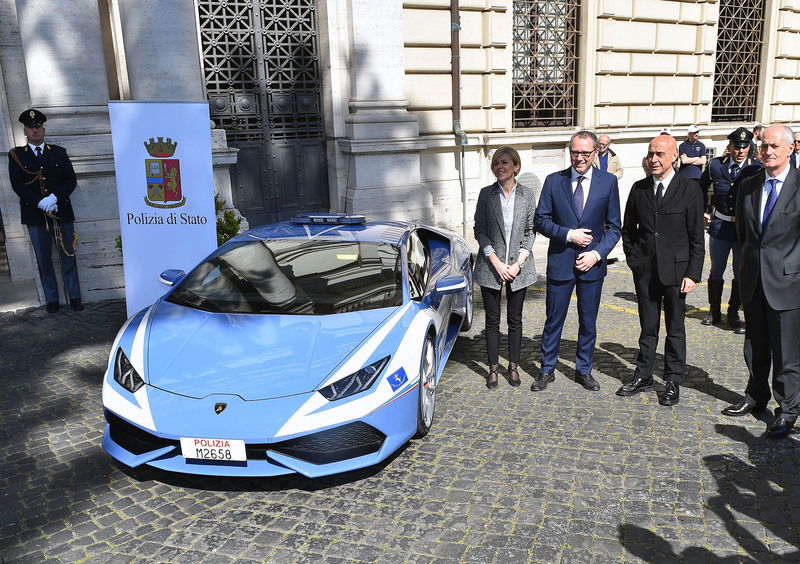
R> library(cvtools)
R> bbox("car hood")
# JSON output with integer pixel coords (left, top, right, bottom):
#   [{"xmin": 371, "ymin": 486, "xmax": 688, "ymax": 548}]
[{"xmin": 145, "ymin": 301, "xmax": 397, "ymax": 400}]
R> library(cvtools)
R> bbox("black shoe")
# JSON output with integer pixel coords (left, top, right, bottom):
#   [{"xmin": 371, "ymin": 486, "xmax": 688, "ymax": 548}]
[
  {"xmin": 659, "ymin": 381, "xmax": 680, "ymax": 406},
  {"xmin": 729, "ymin": 318, "xmax": 746, "ymax": 335},
  {"xmin": 530, "ymin": 372, "xmax": 555, "ymax": 392},
  {"xmin": 701, "ymin": 312, "xmax": 721, "ymax": 326},
  {"xmin": 575, "ymin": 372, "xmax": 600, "ymax": 391},
  {"xmin": 721, "ymin": 401, "xmax": 765, "ymax": 417},
  {"xmin": 486, "ymin": 364, "xmax": 499, "ymax": 389},
  {"xmin": 70, "ymin": 298, "xmax": 84, "ymax": 311},
  {"xmin": 46, "ymin": 302, "xmax": 59, "ymax": 313},
  {"xmin": 507, "ymin": 363, "xmax": 522, "ymax": 387},
  {"xmin": 615, "ymin": 377, "xmax": 655, "ymax": 396},
  {"xmin": 767, "ymin": 416, "xmax": 795, "ymax": 438}
]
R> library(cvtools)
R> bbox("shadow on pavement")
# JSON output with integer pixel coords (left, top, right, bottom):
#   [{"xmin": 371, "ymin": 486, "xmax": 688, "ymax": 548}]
[
  {"xmin": 619, "ymin": 423, "xmax": 800, "ymax": 563},
  {"xmin": 599, "ymin": 341, "xmax": 740, "ymax": 405}
]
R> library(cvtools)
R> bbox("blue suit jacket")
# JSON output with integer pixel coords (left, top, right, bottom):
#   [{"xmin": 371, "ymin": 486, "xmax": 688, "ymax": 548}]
[{"xmin": 534, "ymin": 168, "xmax": 622, "ymax": 282}]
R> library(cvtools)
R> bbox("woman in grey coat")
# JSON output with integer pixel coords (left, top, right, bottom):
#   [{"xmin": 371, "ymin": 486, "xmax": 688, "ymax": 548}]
[{"xmin": 473, "ymin": 147, "xmax": 537, "ymax": 388}]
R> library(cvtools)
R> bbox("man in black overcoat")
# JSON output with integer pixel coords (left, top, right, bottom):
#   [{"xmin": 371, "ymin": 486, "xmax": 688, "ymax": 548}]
[{"xmin": 617, "ymin": 134, "xmax": 705, "ymax": 406}]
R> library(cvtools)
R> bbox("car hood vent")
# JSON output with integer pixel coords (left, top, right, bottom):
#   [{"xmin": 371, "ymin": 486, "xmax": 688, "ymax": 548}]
[{"xmin": 145, "ymin": 301, "xmax": 396, "ymax": 400}]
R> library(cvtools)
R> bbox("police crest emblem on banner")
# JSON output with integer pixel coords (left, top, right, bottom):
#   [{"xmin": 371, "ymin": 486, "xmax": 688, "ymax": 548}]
[{"xmin": 144, "ymin": 137, "xmax": 186, "ymax": 208}]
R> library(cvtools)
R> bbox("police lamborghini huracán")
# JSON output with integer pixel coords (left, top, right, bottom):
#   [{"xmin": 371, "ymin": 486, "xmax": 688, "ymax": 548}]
[{"xmin": 102, "ymin": 214, "xmax": 473, "ymax": 477}]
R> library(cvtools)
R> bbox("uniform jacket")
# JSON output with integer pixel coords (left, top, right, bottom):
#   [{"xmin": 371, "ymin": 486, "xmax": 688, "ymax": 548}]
[
  {"xmin": 592, "ymin": 149, "xmax": 623, "ymax": 179},
  {"xmin": 8, "ymin": 143, "xmax": 77, "ymax": 225},
  {"xmin": 534, "ymin": 168, "xmax": 621, "ymax": 282},
  {"xmin": 473, "ymin": 182, "xmax": 537, "ymax": 291},
  {"xmin": 622, "ymin": 174, "xmax": 705, "ymax": 286},
  {"xmin": 699, "ymin": 155, "xmax": 763, "ymax": 241},
  {"xmin": 736, "ymin": 167, "xmax": 800, "ymax": 311}
]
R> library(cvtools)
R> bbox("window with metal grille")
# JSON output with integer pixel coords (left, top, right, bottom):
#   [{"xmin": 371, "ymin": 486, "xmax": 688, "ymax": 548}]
[
  {"xmin": 711, "ymin": 0, "xmax": 765, "ymax": 122},
  {"xmin": 196, "ymin": 0, "xmax": 324, "ymax": 142},
  {"xmin": 512, "ymin": 0, "xmax": 580, "ymax": 129}
]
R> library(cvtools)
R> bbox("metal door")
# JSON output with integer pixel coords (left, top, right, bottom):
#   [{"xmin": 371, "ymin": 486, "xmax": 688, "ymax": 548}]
[{"xmin": 197, "ymin": 0, "xmax": 329, "ymax": 227}]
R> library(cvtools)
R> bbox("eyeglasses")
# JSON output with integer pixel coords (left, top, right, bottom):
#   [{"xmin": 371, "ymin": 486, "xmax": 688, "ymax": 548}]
[
  {"xmin": 569, "ymin": 150, "xmax": 595, "ymax": 158},
  {"xmin": 597, "ymin": 143, "xmax": 608, "ymax": 147}
]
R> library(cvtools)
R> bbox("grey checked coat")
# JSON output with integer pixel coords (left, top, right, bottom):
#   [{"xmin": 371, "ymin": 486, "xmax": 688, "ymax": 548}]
[{"xmin": 473, "ymin": 182, "xmax": 537, "ymax": 291}]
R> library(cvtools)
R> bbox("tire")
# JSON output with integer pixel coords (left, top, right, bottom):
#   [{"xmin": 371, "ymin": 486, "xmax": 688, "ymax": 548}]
[
  {"xmin": 414, "ymin": 334, "xmax": 437, "ymax": 438},
  {"xmin": 460, "ymin": 267, "xmax": 474, "ymax": 332}
]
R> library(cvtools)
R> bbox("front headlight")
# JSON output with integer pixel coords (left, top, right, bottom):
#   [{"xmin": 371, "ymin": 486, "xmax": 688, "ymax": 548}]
[
  {"xmin": 318, "ymin": 356, "xmax": 390, "ymax": 401},
  {"xmin": 114, "ymin": 348, "xmax": 144, "ymax": 393}
]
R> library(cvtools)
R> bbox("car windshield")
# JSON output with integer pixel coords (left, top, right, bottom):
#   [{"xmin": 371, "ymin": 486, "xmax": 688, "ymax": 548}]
[{"xmin": 167, "ymin": 239, "xmax": 403, "ymax": 314}]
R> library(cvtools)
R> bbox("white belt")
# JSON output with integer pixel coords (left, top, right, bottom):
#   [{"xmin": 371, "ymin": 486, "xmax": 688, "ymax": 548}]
[{"xmin": 714, "ymin": 209, "xmax": 735, "ymax": 222}]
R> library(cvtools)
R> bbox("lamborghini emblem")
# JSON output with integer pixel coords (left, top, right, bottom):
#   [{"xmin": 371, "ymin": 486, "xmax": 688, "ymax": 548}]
[{"xmin": 214, "ymin": 402, "xmax": 227, "ymax": 415}]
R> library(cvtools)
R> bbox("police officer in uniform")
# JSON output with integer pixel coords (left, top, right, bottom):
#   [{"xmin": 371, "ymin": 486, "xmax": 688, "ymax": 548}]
[
  {"xmin": 8, "ymin": 109, "xmax": 83, "ymax": 312},
  {"xmin": 698, "ymin": 127, "xmax": 762, "ymax": 334}
]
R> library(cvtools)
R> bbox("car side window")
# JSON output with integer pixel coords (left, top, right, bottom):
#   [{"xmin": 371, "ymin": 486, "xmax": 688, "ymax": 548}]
[{"xmin": 407, "ymin": 231, "xmax": 429, "ymax": 300}]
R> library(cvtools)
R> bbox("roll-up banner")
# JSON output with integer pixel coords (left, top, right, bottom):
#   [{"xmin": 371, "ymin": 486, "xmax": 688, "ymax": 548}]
[{"xmin": 109, "ymin": 101, "xmax": 217, "ymax": 317}]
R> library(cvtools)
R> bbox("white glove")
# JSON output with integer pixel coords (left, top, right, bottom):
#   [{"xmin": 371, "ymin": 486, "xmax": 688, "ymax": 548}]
[
  {"xmin": 38, "ymin": 193, "xmax": 57, "ymax": 210},
  {"xmin": 45, "ymin": 202, "xmax": 58, "ymax": 214}
]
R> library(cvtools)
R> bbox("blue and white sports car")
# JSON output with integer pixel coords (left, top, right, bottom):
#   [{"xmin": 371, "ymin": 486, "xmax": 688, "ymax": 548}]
[{"xmin": 102, "ymin": 214, "xmax": 473, "ymax": 477}]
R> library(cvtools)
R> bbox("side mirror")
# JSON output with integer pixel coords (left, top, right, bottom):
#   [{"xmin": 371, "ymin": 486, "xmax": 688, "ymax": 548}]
[
  {"xmin": 158, "ymin": 269, "xmax": 185, "ymax": 287},
  {"xmin": 435, "ymin": 274, "xmax": 467, "ymax": 295}
]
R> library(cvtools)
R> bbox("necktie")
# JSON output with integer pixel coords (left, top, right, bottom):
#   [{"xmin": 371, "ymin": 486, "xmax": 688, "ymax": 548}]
[
  {"xmin": 761, "ymin": 178, "xmax": 778, "ymax": 231},
  {"xmin": 574, "ymin": 176, "xmax": 585, "ymax": 218},
  {"xmin": 35, "ymin": 146, "xmax": 42, "ymax": 160},
  {"xmin": 655, "ymin": 182, "xmax": 664, "ymax": 206},
  {"xmin": 730, "ymin": 163, "xmax": 739, "ymax": 180}
]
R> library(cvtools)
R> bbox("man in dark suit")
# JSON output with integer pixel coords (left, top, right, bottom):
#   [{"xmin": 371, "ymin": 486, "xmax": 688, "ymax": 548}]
[
  {"xmin": 532, "ymin": 130, "xmax": 622, "ymax": 392},
  {"xmin": 617, "ymin": 134, "xmax": 705, "ymax": 406},
  {"xmin": 722, "ymin": 125, "xmax": 800, "ymax": 438},
  {"xmin": 698, "ymin": 127, "xmax": 763, "ymax": 334},
  {"xmin": 8, "ymin": 108, "xmax": 83, "ymax": 312}
]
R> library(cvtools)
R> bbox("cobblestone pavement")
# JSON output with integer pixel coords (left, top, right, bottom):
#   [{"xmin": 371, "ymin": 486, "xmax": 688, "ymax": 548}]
[{"xmin": 2, "ymin": 262, "xmax": 800, "ymax": 563}]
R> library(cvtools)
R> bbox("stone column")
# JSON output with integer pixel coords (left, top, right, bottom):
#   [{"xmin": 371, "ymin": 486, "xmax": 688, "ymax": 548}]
[
  {"xmin": 15, "ymin": 0, "xmax": 112, "ymax": 139},
  {"xmin": 116, "ymin": 0, "xmax": 241, "ymax": 219},
  {"xmin": 341, "ymin": 0, "xmax": 431, "ymax": 223},
  {"xmin": 116, "ymin": 0, "xmax": 204, "ymax": 100},
  {"xmin": 13, "ymin": 0, "xmax": 117, "ymax": 302}
]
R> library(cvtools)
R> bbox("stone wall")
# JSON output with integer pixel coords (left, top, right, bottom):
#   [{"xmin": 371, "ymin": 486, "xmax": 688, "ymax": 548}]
[{"xmin": 401, "ymin": 0, "xmax": 800, "ymax": 244}]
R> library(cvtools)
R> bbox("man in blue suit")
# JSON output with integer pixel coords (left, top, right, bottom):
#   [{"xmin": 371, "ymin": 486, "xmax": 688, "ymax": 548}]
[{"xmin": 532, "ymin": 130, "xmax": 622, "ymax": 392}]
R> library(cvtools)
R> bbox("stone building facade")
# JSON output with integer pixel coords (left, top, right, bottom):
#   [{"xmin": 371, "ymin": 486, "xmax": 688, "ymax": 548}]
[{"xmin": 0, "ymin": 0, "xmax": 798, "ymax": 305}]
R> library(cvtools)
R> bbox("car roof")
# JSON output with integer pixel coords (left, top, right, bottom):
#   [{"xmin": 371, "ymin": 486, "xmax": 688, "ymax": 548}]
[{"xmin": 234, "ymin": 220, "xmax": 413, "ymax": 246}]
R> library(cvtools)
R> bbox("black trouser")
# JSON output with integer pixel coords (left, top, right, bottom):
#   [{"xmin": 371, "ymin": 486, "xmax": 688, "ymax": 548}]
[
  {"xmin": 743, "ymin": 279, "xmax": 800, "ymax": 419},
  {"xmin": 481, "ymin": 284, "xmax": 527, "ymax": 366},
  {"xmin": 632, "ymin": 268, "xmax": 687, "ymax": 383}
]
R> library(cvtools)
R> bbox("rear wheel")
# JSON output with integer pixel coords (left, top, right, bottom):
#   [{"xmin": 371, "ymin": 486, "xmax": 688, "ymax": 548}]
[{"xmin": 414, "ymin": 335, "xmax": 436, "ymax": 438}]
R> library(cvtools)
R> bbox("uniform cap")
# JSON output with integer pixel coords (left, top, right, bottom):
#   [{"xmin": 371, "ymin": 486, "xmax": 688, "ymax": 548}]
[
  {"xmin": 687, "ymin": 125, "xmax": 700, "ymax": 133},
  {"xmin": 18, "ymin": 108, "xmax": 46, "ymax": 127},
  {"xmin": 727, "ymin": 127, "xmax": 753, "ymax": 148}
]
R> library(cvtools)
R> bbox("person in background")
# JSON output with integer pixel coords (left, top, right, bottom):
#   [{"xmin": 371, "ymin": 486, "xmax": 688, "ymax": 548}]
[
  {"xmin": 679, "ymin": 125, "xmax": 707, "ymax": 180},
  {"xmin": 593, "ymin": 134, "xmax": 624, "ymax": 180},
  {"xmin": 698, "ymin": 127, "xmax": 763, "ymax": 335},
  {"xmin": 473, "ymin": 147, "xmax": 537, "ymax": 389},
  {"xmin": 750, "ymin": 125, "xmax": 763, "ymax": 158},
  {"xmin": 790, "ymin": 131, "xmax": 800, "ymax": 170}
]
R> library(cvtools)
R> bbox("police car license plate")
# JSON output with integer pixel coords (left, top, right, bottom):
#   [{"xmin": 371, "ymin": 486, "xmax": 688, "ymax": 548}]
[{"xmin": 180, "ymin": 437, "xmax": 246, "ymax": 462}]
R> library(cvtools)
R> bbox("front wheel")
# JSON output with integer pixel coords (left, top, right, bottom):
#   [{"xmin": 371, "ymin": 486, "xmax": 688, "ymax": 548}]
[
  {"xmin": 414, "ymin": 335, "xmax": 437, "ymax": 438},
  {"xmin": 460, "ymin": 266, "xmax": 474, "ymax": 332}
]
